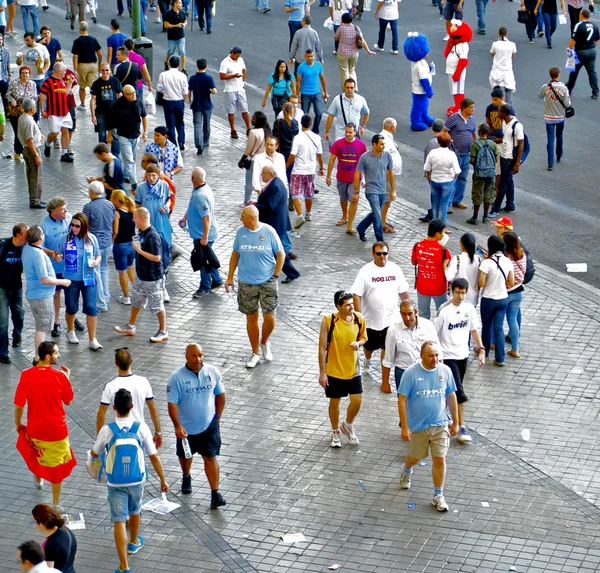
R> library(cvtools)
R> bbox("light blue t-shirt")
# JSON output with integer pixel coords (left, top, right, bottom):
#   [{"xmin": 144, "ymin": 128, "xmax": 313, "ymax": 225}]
[
  {"xmin": 40, "ymin": 213, "xmax": 72, "ymax": 274},
  {"xmin": 356, "ymin": 150, "xmax": 394, "ymax": 195},
  {"xmin": 187, "ymin": 184, "xmax": 218, "ymax": 243},
  {"xmin": 135, "ymin": 180, "xmax": 173, "ymax": 247},
  {"xmin": 286, "ymin": 0, "xmax": 307, "ymax": 22},
  {"xmin": 21, "ymin": 244, "xmax": 56, "ymax": 300},
  {"xmin": 398, "ymin": 362, "xmax": 456, "ymax": 433},
  {"xmin": 0, "ymin": 0, "xmax": 6, "ymax": 27},
  {"xmin": 166, "ymin": 364, "xmax": 225, "ymax": 435},
  {"xmin": 232, "ymin": 223, "xmax": 282, "ymax": 285},
  {"xmin": 58, "ymin": 233, "xmax": 100, "ymax": 282},
  {"xmin": 297, "ymin": 61, "xmax": 323, "ymax": 96}
]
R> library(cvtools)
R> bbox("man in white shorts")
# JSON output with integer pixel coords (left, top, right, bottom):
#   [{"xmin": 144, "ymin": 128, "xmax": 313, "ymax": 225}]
[{"xmin": 219, "ymin": 46, "xmax": 251, "ymax": 139}]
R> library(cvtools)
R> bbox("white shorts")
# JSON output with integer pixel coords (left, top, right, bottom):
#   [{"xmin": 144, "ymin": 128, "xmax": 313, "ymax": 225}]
[
  {"xmin": 224, "ymin": 90, "xmax": 248, "ymax": 115},
  {"xmin": 46, "ymin": 114, "xmax": 73, "ymax": 134},
  {"xmin": 489, "ymin": 69, "xmax": 516, "ymax": 92},
  {"xmin": 448, "ymin": 72, "xmax": 466, "ymax": 95}
]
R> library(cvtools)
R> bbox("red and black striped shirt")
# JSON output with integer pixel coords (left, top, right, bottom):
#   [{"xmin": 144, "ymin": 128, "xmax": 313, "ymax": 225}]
[{"xmin": 40, "ymin": 76, "xmax": 70, "ymax": 117}]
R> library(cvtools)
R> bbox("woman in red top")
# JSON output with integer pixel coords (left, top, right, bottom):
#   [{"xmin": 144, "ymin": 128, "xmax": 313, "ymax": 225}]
[{"xmin": 14, "ymin": 341, "xmax": 76, "ymax": 509}]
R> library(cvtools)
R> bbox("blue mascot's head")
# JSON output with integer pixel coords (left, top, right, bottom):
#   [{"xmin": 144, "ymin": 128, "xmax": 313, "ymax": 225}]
[{"xmin": 403, "ymin": 32, "xmax": 430, "ymax": 62}]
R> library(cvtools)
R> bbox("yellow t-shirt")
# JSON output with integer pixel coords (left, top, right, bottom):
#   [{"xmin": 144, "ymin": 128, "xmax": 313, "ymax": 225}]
[{"xmin": 324, "ymin": 311, "xmax": 367, "ymax": 380}]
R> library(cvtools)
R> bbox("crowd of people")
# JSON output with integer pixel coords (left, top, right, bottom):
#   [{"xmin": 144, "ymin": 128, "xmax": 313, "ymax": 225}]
[{"xmin": 0, "ymin": 0, "xmax": 595, "ymax": 569}]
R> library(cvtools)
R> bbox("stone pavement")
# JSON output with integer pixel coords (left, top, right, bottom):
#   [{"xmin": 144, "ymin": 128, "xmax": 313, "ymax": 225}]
[{"xmin": 1, "ymin": 33, "xmax": 600, "ymax": 573}]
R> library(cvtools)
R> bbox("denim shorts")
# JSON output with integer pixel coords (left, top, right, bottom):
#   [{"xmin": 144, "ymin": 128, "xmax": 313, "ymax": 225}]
[
  {"xmin": 64, "ymin": 280, "xmax": 98, "ymax": 317},
  {"xmin": 107, "ymin": 483, "xmax": 144, "ymax": 523},
  {"xmin": 167, "ymin": 38, "xmax": 186, "ymax": 56},
  {"xmin": 113, "ymin": 242, "xmax": 135, "ymax": 272}
]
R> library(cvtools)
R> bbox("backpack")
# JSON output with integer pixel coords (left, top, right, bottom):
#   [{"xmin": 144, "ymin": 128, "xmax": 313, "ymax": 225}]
[
  {"xmin": 326, "ymin": 312, "xmax": 363, "ymax": 361},
  {"xmin": 521, "ymin": 242, "xmax": 535, "ymax": 284},
  {"xmin": 101, "ymin": 422, "xmax": 146, "ymax": 486},
  {"xmin": 511, "ymin": 120, "xmax": 531, "ymax": 165},
  {"xmin": 473, "ymin": 140, "xmax": 496, "ymax": 178}
]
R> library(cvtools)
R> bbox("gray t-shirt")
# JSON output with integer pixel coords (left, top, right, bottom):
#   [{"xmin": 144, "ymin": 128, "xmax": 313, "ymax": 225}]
[{"xmin": 356, "ymin": 150, "xmax": 393, "ymax": 195}]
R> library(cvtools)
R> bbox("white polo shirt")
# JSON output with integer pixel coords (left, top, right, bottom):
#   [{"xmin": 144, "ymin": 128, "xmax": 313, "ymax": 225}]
[{"xmin": 219, "ymin": 55, "xmax": 245, "ymax": 93}]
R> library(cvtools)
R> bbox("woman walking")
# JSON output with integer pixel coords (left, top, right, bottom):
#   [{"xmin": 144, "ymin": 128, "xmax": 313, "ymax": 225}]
[
  {"xmin": 239, "ymin": 111, "xmax": 271, "ymax": 205},
  {"xmin": 534, "ymin": 0, "xmax": 567, "ymax": 48},
  {"xmin": 261, "ymin": 60, "xmax": 295, "ymax": 118},
  {"xmin": 111, "ymin": 190, "xmax": 137, "ymax": 306},
  {"xmin": 31, "ymin": 504, "xmax": 78, "ymax": 572},
  {"xmin": 503, "ymin": 232, "xmax": 527, "ymax": 358}
]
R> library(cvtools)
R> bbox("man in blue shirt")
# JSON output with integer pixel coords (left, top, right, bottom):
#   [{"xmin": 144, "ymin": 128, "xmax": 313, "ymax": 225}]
[
  {"xmin": 184, "ymin": 167, "xmax": 222, "ymax": 298},
  {"xmin": 296, "ymin": 49, "xmax": 328, "ymax": 134},
  {"xmin": 106, "ymin": 20, "xmax": 128, "ymax": 66},
  {"xmin": 39, "ymin": 26, "xmax": 63, "ymax": 76},
  {"xmin": 285, "ymin": 0, "xmax": 309, "ymax": 50},
  {"xmin": 188, "ymin": 58, "xmax": 217, "ymax": 154},
  {"xmin": 167, "ymin": 343, "xmax": 226, "ymax": 508},
  {"xmin": 354, "ymin": 134, "xmax": 395, "ymax": 243},
  {"xmin": 397, "ymin": 340, "xmax": 459, "ymax": 512},
  {"xmin": 225, "ymin": 206, "xmax": 285, "ymax": 369}
]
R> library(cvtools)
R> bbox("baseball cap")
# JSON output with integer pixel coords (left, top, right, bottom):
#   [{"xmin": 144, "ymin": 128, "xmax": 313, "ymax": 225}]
[
  {"xmin": 491, "ymin": 216, "xmax": 513, "ymax": 229},
  {"xmin": 231, "ymin": 46, "xmax": 242, "ymax": 54}
]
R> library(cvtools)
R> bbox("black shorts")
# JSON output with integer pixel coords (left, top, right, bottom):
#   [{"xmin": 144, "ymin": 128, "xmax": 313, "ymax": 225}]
[
  {"xmin": 443, "ymin": 358, "xmax": 469, "ymax": 404},
  {"xmin": 325, "ymin": 375, "xmax": 363, "ymax": 399},
  {"xmin": 175, "ymin": 417, "xmax": 221, "ymax": 459},
  {"xmin": 56, "ymin": 273, "xmax": 66, "ymax": 292},
  {"xmin": 364, "ymin": 327, "xmax": 388, "ymax": 352}
]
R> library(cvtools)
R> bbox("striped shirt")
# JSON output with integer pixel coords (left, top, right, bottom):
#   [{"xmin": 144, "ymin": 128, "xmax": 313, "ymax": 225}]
[
  {"xmin": 82, "ymin": 198, "xmax": 116, "ymax": 250},
  {"xmin": 40, "ymin": 76, "xmax": 70, "ymax": 118},
  {"xmin": 334, "ymin": 23, "xmax": 361, "ymax": 57},
  {"xmin": 508, "ymin": 255, "xmax": 526, "ymax": 291}
]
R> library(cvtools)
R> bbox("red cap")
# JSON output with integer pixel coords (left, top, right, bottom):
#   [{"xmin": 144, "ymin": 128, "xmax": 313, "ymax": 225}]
[{"xmin": 491, "ymin": 216, "xmax": 513, "ymax": 229}]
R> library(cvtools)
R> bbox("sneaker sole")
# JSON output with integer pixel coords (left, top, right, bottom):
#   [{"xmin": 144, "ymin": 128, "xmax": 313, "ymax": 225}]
[
  {"xmin": 399, "ymin": 481, "xmax": 411, "ymax": 489},
  {"xmin": 114, "ymin": 329, "xmax": 136, "ymax": 336},
  {"xmin": 127, "ymin": 545, "xmax": 143, "ymax": 555},
  {"xmin": 432, "ymin": 502, "xmax": 449, "ymax": 512},
  {"xmin": 330, "ymin": 443, "xmax": 342, "ymax": 448},
  {"xmin": 150, "ymin": 337, "xmax": 169, "ymax": 343}
]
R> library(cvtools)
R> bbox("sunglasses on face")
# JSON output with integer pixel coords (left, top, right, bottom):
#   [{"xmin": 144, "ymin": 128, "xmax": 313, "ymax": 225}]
[
  {"xmin": 374, "ymin": 252, "xmax": 389, "ymax": 256},
  {"xmin": 71, "ymin": 223, "xmax": 81, "ymax": 228}
]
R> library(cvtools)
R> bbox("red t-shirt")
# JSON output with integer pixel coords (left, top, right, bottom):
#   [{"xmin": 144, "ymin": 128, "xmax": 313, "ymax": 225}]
[
  {"xmin": 14, "ymin": 366, "xmax": 74, "ymax": 442},
  {"xmin": 329, "ymin": 138, "xmax": 367, "ymax": 183},
  {"xmin": 40, "ymin": 76, "xmax": 70, "ymax": 118},
  {"xmin": 412, "ymin": 239, "xmax": 452, "ymax": 296}
]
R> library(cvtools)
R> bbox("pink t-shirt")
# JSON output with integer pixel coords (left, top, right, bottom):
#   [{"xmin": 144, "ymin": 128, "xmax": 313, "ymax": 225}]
[
  {"xmin": 329, "ymin": 138, "xmax": 367, "ymax": 183},
  {"xmin": 128, "ymin": 51, "xmax": 146, "ymax": 89}
]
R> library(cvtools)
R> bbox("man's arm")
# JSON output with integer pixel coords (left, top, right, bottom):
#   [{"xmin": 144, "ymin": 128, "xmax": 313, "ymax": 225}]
[
  {"xmin": 215, "ymin": 393, "xmax": 225, "ymax": 418},
  {"xmin": 167, "ymin": 402, "xmax": 187, "ymax": 438},
  {"xmin": 148, "ymin": 453, "xmax": 169, "ymax": 492},
  {"xmin": 96, "ymin": 50, "xmax": 103, "ymax": 71},
  {"xmin": 107, "ymin": 47, "xmax": 113, "ymax": 65},
  {"xmin": 141, "ymin": 63, "xmax": 153, "ymax": 92},
  {"xmin": 72, "ymin": 54, "xmax": 79, "ymax": 69},
  {"xmin": 132, "ymin": 240, "xmax": 161, "ymax": 262},
  {"xmin": 471, "ymin": 329, "xmax": 485, "ymax": 366},
  {"xmin": 353, "ymin": 168, "xmax": 362, "ymax": 193},
  {"xmin": 446, "ymin": 392, "xmax": 459, "ymax": 435},
  {"xmin": 353, "ymin": 294, "xmax": 362, "ymax": 313},
  {"xmin": 41, "ymin": 275, "xmax": 70, "ymax": 286},
  {"xmin": 274, "ymin": 249, "xmax": 285, "ymax": 276},
  {"xmin": 398, "ymin": 395, "xmax": 410, "ymax": 440},
  {"xmin": 24, "ymin": 137, "xmax": 42, "ymax": 166},
  {"xmin": 146, "ymin": 399, "xmax": 163, "ymax": 448},
  {"xmin": 513, "ymin": 139, "xmax": 524, "ymax": 171},
  {"xmin": 200, "ymin": 214, "xmax": 210, "ymax": 246},
  {"xmin": 225, "ymin": 250, "xmax": 240, "ymax": 292},
  {"xmin": 387, "ymin": 169, "xmax": 396, "ymax": 199},
  {"xmin": 317, "ymin": 153, "xmax": 324, "ymax": 174},
  {"xmin": 325, "ymin": 153, "xmax": 336, "ymax": 185},
  {"xmin": 318, "ymin": 317, "xmax": 329, "ymax": 388},
  {"xmin": 285, "ymin": 153, "xmax": 296, "ymax": 169},
  {"xmin": 296, "ymin": 73, "xmax": 302, "ymax": 96},
  {"xmin": 95, "ymin": 404, "xmax": 109, "ymax": 434},
  {"xmin": 42, "ymin": 57, "xmax": 50, "ymax": 74},
  {"xmin": 324, "ymin": 113, "xmax": 334, "ymax": 140},
  {"xmin": 319, "ymin": 72, "xmax": 328, "ymax": 100},
  {"xmin": 141, "ymin": 116, "xmax": 148, "ymax": 140},
  {"xmin": 15, "ymin": 405, "xmax": 24, "ymax": 432}
]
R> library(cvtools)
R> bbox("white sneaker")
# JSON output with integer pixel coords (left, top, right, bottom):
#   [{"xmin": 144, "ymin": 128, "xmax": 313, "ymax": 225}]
[
  {"xmin": 66, "ymin": 330, "xmax": 79, "ymax": 344},
  {"xmin": 330, "ymin": 431, "xmax": 342, "ymax": 448},
  {"xmin": 114, "ymin": 324, "xmax": 136, "ymax": 336},
  {"xmin": 456, "ymin": 426, "xmax": 473, "ymax": 444},
  {"xmin": 155, "ymin": 16, "xmax": 161, "ymax": 22},
  {"xmin": 118, "ymin": 295, "xmax": 131, "ymax": 305},
  {"xmin": 340, "ymin": 420, "xmax": 359, "ymax": 445},
  {"xmin": 246, "ymin": 353, "xmax": 260, "ymax": 368},
  {"xmin": 373, "ymin": 43, "xmax": 384, "ymax": 51},
  {"xmin": 390, "ymin": 50, "xmax": 399, "ymax": 54},
  {"xmin": 333, "ymin": 50, "xmax": 337, "ymax": 55},
  {"xmin": 89, "ymin": 338, "xmax": 103, "ymax": 351},
  {"xmin": 150, "ymin": 330, "xmax": 169, "ymax": 343},
  {"xmin": 305, "ymin": 213, "xmax": 312, "ymax": 222},
  {"xmin": 363, "ymin": 358, "xmax": 371, "ymax": 373},
  {"xmin": 432, "ymin": 494, "xmax": 449, "ymax": 512},
  {"xmin": 294, "ymin": 215, "xmax": 306, "ymax": 229},
  {"xmin": 399, "ymin": 467, "xmax": 411, "ymax": 489},
  {"xmin": 162, "ymin": 287, "xmax": 170, "ymax": 302},
  {"xmin": 260, "ymin": 341, "xmax": 273, "ymax": 361}
]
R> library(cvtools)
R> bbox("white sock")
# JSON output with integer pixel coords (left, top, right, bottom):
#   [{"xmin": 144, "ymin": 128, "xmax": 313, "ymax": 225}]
[{"xmin": 62, "ymin": 148, "xmax": 69, "ymax": 155}]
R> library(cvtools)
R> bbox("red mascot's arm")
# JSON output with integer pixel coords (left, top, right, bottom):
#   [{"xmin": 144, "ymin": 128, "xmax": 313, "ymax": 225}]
[
  {"xmin": 452, "ymin": 58, "xmax": 469, "ymax": 82},
  {"xmin": 443, "ymin": 42, "xmax": 453, "ymax": 59}
]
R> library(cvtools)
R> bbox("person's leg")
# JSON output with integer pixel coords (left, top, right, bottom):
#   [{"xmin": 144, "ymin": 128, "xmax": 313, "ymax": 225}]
[
  {"xmin": 417, "ymin": 293, "xmax": 432, "ymax": 320},
  {"xmin": 128, "ymin": 512, "xmax": 141, "ymax": 546},
  {"xmin": 202, "ymin": 455, "xmax": 220, "ymax": 489},
  {"xmin": 505, "ymin": 165, "xmax": 515, "ymax": 211},
  {"xmin": 377, "ymin": 17, "xmax": 387, "ymax": 49},
  {"xmin": 9, "ymin": 289, "xmax": 24, "ymax": 346},
  {"xmin": 101, "ymin": 245, "xmax": 111, "ymax": 303},
  {"xmin": 51, "ymin": 482, "xmax": 62, "ymax": 506},
  {"xmin": 312, "ymin": 93, "xmax": 323, "ymax": 134},
  {"xmin": 175, "ymin": 99, "xmax": 185, "ymax": 146},
  {"xmin": 546, "ymin": 122, "xmax": 555, "ymax": 168},
  {"xmin": 205, "ymin": 3, "xmax": 213, "ymax": 32},
  {"xmin": 453, "ymin": 154, "xmax": 470, "ymax": 205},
  {"xmin": 163, "ymin": 100, "xmax": 177, "ymax": 145},
  {"xmin": 347, "ymin": 193, "xmax": 359, "ymax": 231},
  {"xmin": 440, "ymin": 181, "xmax": 454, "ymax": 221},
  {"xmin": 260, "ymin": 313, "xmax": 276, "ymax": 345},
  {"xmin": 568, "ymin": 5, "xmax": 580, "ymax": 34},
  {"xmin": 246, "ymin": 313, "xmax": 260, "ymax": 354},
  {"xmin": 431, "ymin": 456, "xmax": 446, "ymax": 488},
  {"xmin": 430, "ymin": 181, "xmax": 442, "ymax": 220},
  {"xmin": 555, "ymin": 120, "xmax": 564, "ymax": 162},
  {"xmin": 348, "ymin": 53, "xmax": 358, "ymax": 87},
  {"xmin": 475, "ymin": 0, "xmax": 485, "ymax": 31},
  {"xmin": 525, "ymin": 5, "xmax": 536, "ymax": 39},
  {"xmin": 346, "ymin": 393, "xmax": 362, "ymax": 424},
  {"xmin": 337, "ymin": 54, "xmax": 350, "ymax": 91},
  {"xmin": 0, "ymin": 289, "xmax": 9, "ymax": 358},
  {"xmin": 86, "ymin": 315, "xmax": 97, "ymax": 341},
  {"xmin": 390, "ymin": 19, "xmax": 399, "ymax": 51},
  {"xmin": 118, "ymin": 270, "xmax": 130, "ymax": 297},
  {"xmin": 480, "ymin": 297, "xmax": 493, "ymax": 355},
  {"xmin": 370, "ymin": 193, "xmax": 385, "ymax": 242},
  {"xmin": 582, "ymin": 50, "xmax": 599, "ymax": 96},
  {"xmin": 192, "ymin": 110, "xmax": 202, "ymax": 150},
  {"xmin": 492, "ymin": 158, "xmax": 509, "ymax": 212},
  {"xmin": 202, "ymin": 109, "xmax": 211, "ymax": 146},
  {"xmin": 492, "ymin": 298, "xmax": 508, "ymax": 363},
  {"xmin": 20, "ymin": 5, "xmax": 29, "ymax": 32},
  {"xmin": 114, "ymin": 522, "xmax": 130, "ymax": 571},
  {"xmin": 356, "ymin": 202, "xmax": 374, "ymax": 237},
  {"xmin": 328, "ymin": 397, "xmax": 341, "ymax": 429},
  {"xmin": 506, "ymin": 290, "xmax": 523, "ymax": 352},
  {"xmin": 244, "ymin": 165, "xmax": 253, "ymax": 204},
  {"xmin": 333, "ymin": 23, "xmax": 339, "ymax": 52}
]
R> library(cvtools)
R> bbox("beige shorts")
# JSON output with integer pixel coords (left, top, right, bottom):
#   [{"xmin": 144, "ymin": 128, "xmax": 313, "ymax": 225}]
[
  {"xmin": 407, "ymin": 425, "xmax": 450, "ymax": 460},
  {"xmin": 77, "ymin": 62, "xmax": 98, "ymax": 89},
  {"xmin": 385, "ymin": 174, "xmax": 398, "ymax": 203}
]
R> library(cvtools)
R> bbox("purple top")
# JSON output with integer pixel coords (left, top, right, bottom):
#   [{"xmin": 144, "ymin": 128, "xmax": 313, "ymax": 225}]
[{"xmin": 128, "ymin": 51, "xmax": 146, "ymax": 89}]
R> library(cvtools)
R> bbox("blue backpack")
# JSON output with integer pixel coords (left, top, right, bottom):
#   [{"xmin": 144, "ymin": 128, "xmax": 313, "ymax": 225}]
[
  {"xmin": 100, "ymin": 422, "xmax": 146, "ymax": 486},
  {"xmin": 473, "ymin": 139, "xmax": 497, "ymax": 178}
]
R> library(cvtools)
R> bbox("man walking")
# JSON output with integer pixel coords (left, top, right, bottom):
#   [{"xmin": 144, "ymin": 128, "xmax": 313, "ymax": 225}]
[
  {"xmin": 324, "ymin": 78, "xmax": 369, "ymax": 142},
  {"xmin": 188, "ymin": 58, "xmax": 217, "ymax": 154},
  {"xmin": 70, "ymin": 22, "xmax": 101, "ymax": 108},
  {"xmin": 219, "ymin": 46, "xmax": 251, "ymax": 138},
  {"xmin": 17, "ymin": 99, "xmax": 44, "ymax": 209},
  {"xmin": 318, "ymin": 290, "xmax": 367, "ymax": 447},
  {"xmin": 285, "ymin": 0, "xmax": 310, "ymax": 50},
  {"xmin": 0, "ymin": 223, "xmax": 28, "ymax": 365},
  {"xmin": 106, "ymin": 19, "xmax": 127, "ymax": 67},
  {"xmin": 16, "ymin": 33, "xmax": 49, "ymax": 90},
  {"xmin": 289, "ymin": 15, "xmax": 323, "ymax": 73},
  {"xmin": 114, "ymin": 47, "xmax": 143, "ymax": 93},
  {"xmin": 157, "ymin": 55, "xmax": 188, "ymax": 149},
  {"xmin": 225, "ymin": 206, "xmax": 285, "ymax": 368},
  {"xmin": 398, "ymin": 341, "xmax": 459, "ymax": 512},
  {"xmin": 167, "ymin": 344, "xmax": 226, "ymax": 508},
  {"xmin": 351, "ymin": 241, "xmax": 409, "ymax": 376},
  {"xmin": 163, "ymin": 0, "xmax": 187, "ymax": 73},
  {"xmin": 566, "ymin": 9, "xmax": 599, "ymax": 99},
  {"xmin": 90, "ymin": 63, "xmax": 123, "ymax": 155},
  {"xmin": 17, "ymin": 541, "xmax": 61, "ymax": 573},
  {"xmin": 252, "ymin": 135, "xmax": 288, "ymax": 196},
  {"xmin": 83, "ymin": 181, "xmax": 116, "ymax": 312},
  {"xmin": 296, "ymin": 49, "xmax": 328, "ymax": 134},
  {"xmin": 355, "ymin": 134, "xmax": 395, "ymax": 243},
  {"xmin": 114, "ymin": 208, "xmax": 168, "ymax": 343},
  {"xmin": 380, "ymin": 117, "xmax": 403, "ymax": 233}
]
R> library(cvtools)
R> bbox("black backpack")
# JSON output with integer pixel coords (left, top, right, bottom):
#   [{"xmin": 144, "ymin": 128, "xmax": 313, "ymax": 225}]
[
  {"xmin": 326, "ymin": 312, "xmax": 363, "ymax": 361},
  {"xmin": 521, "ymin": 242, "xmax": 535, "ymax": 284}
]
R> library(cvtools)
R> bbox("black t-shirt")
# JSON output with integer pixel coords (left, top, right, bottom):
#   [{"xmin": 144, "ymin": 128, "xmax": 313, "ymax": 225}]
[
  {"xmin": 272, "ymin": 118, "xmax": 299, "ymax": 156},
  {"xmin": 0, "ymin": 238, "xmax": 24, "ymax": 291},
  {"xmin": 107, "ymin": 97, "xmax": 147, "ymax": 139},
  {"xmin": 485, "ymin": 102, "xmax": 516, "ymax": 140},
  {"xmin": 573, "ymin": 20, "xmax": 600, "ymax": 50},
  {"xmin": 115, "ymin": 209, "xmax": 135, "ymax": 243},
  {"xmin": 44, "ymin": 527, "xmax": 77, "ymax": 573},
  {"xmin": 136, "ymin": 226, "xmax": 163, "ymax": 281},
  {"xmin": 71, "ymin": 35, "xmax": 102, "ymax": 63},
  {"xmin": 164, "ymin": 9, "xmax": 186, "ymax": 41},
  {"xmin": 90, "ymin": 76, "xmax": 122, "ymax": 115},
  {"xmin": 114, "ymin": 61, "xmax": 143, "ymax": 89}
]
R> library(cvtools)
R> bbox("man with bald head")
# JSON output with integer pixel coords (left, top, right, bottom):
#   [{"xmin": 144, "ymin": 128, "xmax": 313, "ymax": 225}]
[
  {"xmin": 184, "ymin": 167, "xmax": 222, "ymax": 298},
  {"xmin": 225, "ymin": 206, "xmax": 285, "ymax": 368},
  {"xmin": 167, "ymin": 343, "xmax": 226, "ymax": 507}
]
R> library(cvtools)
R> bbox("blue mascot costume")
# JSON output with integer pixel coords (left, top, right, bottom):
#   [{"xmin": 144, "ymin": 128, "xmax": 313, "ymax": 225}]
[{"xmin": 403, "ymin": 32, "xmax": 435, "ymax": 131}]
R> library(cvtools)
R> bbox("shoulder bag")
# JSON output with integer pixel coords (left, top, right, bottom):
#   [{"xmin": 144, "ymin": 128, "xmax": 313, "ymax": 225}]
[
  {"xmin": 354, "ymin": 25, "xmax": 364, "ymax": 49},
  {"xmin": 548, "ymin": 82, "xmax": 575, "ymax": 118}
]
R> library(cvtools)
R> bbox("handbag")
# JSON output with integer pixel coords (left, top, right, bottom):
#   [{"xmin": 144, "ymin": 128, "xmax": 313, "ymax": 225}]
[
  {"xmin": 547, "ymin": 82, "xmax": 575, "ymax": 118},
  {"xmin": 238, "ymin": 156, "xmax": 252, "ymax": 169},
  {"xmin": 354, "ymin": 25, "xmax": 364, "ymax": 49},
  {"xmin": 517, "ymin": 9, "xmax": 530, "ymax": 23}
]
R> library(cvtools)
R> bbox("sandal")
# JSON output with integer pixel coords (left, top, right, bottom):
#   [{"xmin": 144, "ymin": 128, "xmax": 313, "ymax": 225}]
[
  {"xmin": 336, "ymin": 219, "xmax": 347, "ymax": 226},
  {"xmin": 383, "ymin": 225, "xmax": 396, "ymax": 233},
  {"xmin": 346, "ymin": 228, "xmax": 357, "ymax": 235}
]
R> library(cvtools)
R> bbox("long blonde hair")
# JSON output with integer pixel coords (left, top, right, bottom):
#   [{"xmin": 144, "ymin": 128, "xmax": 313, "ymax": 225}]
[{"xmin": 111, "ymin": 190, "xmax": 135, "ymax": 213}]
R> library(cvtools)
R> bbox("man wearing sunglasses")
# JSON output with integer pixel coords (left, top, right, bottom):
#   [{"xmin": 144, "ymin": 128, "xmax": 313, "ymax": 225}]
[{"xmin": 351, "ymin": 242, "xmax": 409, "ymax": 383}]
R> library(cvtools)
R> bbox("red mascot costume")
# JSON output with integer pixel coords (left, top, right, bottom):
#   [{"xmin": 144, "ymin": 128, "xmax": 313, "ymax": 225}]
[{"xmin": 444, "ymin": 19, "xmax": 473, "ymax": 116}]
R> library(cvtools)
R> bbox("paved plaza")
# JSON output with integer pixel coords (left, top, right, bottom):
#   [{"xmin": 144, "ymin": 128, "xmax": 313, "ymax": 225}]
[{"xmin": 2, "ymin": 21, "xmax": 600, "ymax": 573}]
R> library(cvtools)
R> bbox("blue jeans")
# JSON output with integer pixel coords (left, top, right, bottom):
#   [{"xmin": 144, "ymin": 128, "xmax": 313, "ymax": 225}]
[
  {"xmin": 537, "ymin": 5, "xmax": 544, "ymax": 31},
  {"xmin": 96, "ymin": 114, "xmax": 120, "ymax": 156},
  {"xmin": 196, "ymin": 0, "xmax": 213, "ymax": 31},
  {"xmin": 0, "ymin": 287, "xmax": 24, "ymax": 358},
  {"xmin": 545, "ymin": 121, "xmax": 564, "ymax": 168},
  {"xmin": 506, "ymin": 290, "xmax": 523, "ymax": 352},
  {"xmin": 417, "ymin": 292, "xmax": 448, "ymax": 320},
  {"xmin": 193, "ymin": 109, "xmax": 212, "ymax": 149},
  {"xmin": 199, "ymin": 241, "xmax": 222, "ymax": 291},
  {"xmin": 333, "ymin": 24, "xmax": 339, "ymax": 51},
  {"xmin": 394, "ymin": 366, "xmax": 405, "ymax": 392},
  {"xmin": 162, "ymin": 99, "xmax": 185, "ymax": 147},
  {"xmin": 493, "ymin": 157, "xmax": 515, "ymax": 212},
  {"xmin": 21, "ymin": 4, "xmax": 40, "ymax": 35},
  {"xmin": 481, "ymin": 296, "xmax": 508, "ymax": 363},
  {"xmin": 140, "ymin": 0, "xmax": 148, "ymax": 33},
  {"xmin": 117, "ymin": 136, "xmax": 140, "ymax": 185},
  {"xmin": 475, "ymin": 0, "xmax": 489, "ymax": 29},
  {"xmin": 542, "ymin": 12, "xmax": 557, "ymax": 46},
  {"xmin": 300, "ymin": 93, "xmax": 324, "ymax": 134},
  {"xmin": 453, "ymin": 154, "xmax": 470, "ymax": 205},
  {"xmin": 429, "ymin": 180, "xmax": 454, "ymax": 222},
  {"xmin": 95, "ymin": 245, "xmax": 112, "ymax": 310},
  {"xmin": 288, "ymin": 20, "xmax": 302, "ymax": 50},
  {"xmin": 357, "ymin": 193, "xmax": 386, "ymax": 241},
  {"xmin": 117, "ymin": 0, "xmax": 133, "ymax": 14},
  {"xmin": 377, "ymin": 18, "xmax": 398, "ymax": 51}
]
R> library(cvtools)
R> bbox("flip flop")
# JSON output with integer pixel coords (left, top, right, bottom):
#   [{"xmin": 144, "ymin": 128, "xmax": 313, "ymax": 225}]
[
  {"xmin": 386, "ymin": 222, "xmax": 395, "ymax": 229},
  {"xmin": 346, "ymin": 228, "xmax": 357, "ymax": 234},
  {"xmin": 336, "ymin": 219, "xmax": 347, "ymax": 226},
  {"xmin": 383, "ymin": 227, "xmax": 396, "ymax": 233}
]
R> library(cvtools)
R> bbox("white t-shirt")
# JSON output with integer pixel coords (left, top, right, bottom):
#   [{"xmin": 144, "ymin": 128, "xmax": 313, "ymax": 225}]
[
  {"xmin": 380, "ymin": 129, "xmax": 402, "ymax": 175},
  {"xmin": 22, "ymin": 43, "xmax": 50, "ymax": 81},
  {"xmin": 350, "ymin": 261, "xmax": 409, "ymax": 331},
  {"xmin": 329, "ymin": 0, "xmax": 353, "ymax": 24},
  {"xmin": 382, "ymin": 318, "xmax": 439, "ymax": 369},
  {"xmin": 490, "ymin": 39, "xmax": 516, "ymax": 71},
  {"xmin": 444, "ymin": 252, "xmax": 482, "ymax": 307},
  {"xmin": 500, "ymin": 118, "xmax": 524, "ymax": 159},
  {"xmin": 290, "ymin": 130, "xmax": 323, "ymax": 175},
  {"xmin": 100, "ymin": 374, "xmax": 154, "ymax": 424},
  {"xmin": 479, "ymin": 254, "xmax": 513, "ymax": 300},
  {"xmin": 378, "ymin": 0, "xmax": 400, "ymax": 20},
  {"xmin": 411, "ymin": 60, "xmax": 432, "ymax": 95},
  {"xmin": 435, "ymin": 300, "xmax": 480, "ymax": 360},
  {"xmin": 445, "ymin": 42, "xmax": 469, "ymax": 74},
  {"xmin": 424, "ymin": 147, "xmax": 461, "ymax": 183},
  {"xmin": 219, "ymin": 55, "xmax": 245, "ymax": 93}
]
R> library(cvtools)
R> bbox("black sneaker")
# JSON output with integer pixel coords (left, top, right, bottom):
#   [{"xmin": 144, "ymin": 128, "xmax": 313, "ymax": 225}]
[
  {"xmin": 179, "ymin": 143, "xmax": 185, "ymax": 150},
  {"xmin": 60, "ymin": 154, "xmax": 74, "ymax": 163},
  {"xmin": 288, "ymin": 198, "xmax": 294, "ymax": 211},
  {"xmin": 44, "ymin": 144, "xmax": 51, "ymax": 158},
  {"xmin": 181, "ymin": 474, "xmax": 192, "ymax": 494},
  {"xmin": 74, "ymin": 318, "xmax": 85, "ymax": 332},
  {"xmin": 164, "ymin": 62, "xmax": 169, "ymax": 70},
  {"xmin": 0, "ymin": 355, "xmax": 11, "ymax": 364},
  {"xmin": 181, "ymin": 69, "xmax": 187, "ymax": 76},
  {"xmin": 51, "ymin": 324, "xmax": 61, "ymax": 337},
  {"xmin": 12, "ymin": 335, "xmax": 21, "ymax": 348},
  {"xmin": 197, "ymin": 148, "xmax": 203, "ymax": 155},
  {"xmin": 466, "ymin": 217, "xmax": 479, "ymax": 225},
  {"xmin": 210, "ymin": 492, "xmax": 226, "ymax": 509}
]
